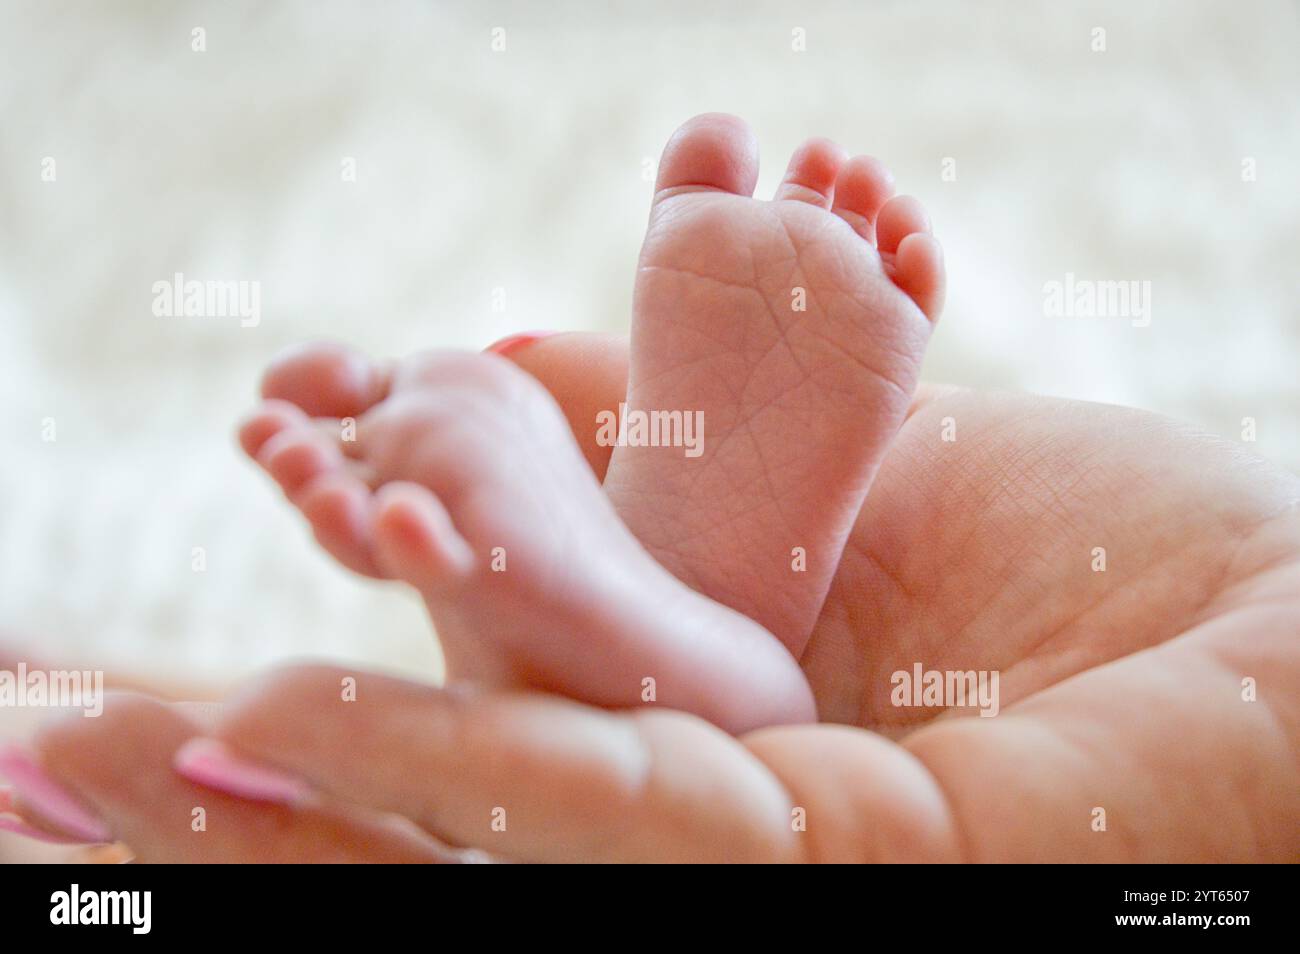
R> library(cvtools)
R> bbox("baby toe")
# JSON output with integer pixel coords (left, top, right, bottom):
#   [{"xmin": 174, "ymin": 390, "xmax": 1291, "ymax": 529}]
[
  {"xmin": 774, "ymin": 137, "xmax": 847, "ymax": 208},
  {"xmin": 257, "ymin": 427, "xmax": 345, "ymax": 501},
  {"xmin": 261, "ymin": 341, "xmax": 392, "ymax": 419},
  {"xmin": 298, "ymin": 472, "xmax": 384, "ymax": 578},
  {"xmin": 238, "ymin": 400, "xmax": 309, "ymax": 460},
  {"xmin": 875, "ymin": 194, "xmax": 931, "ymax": 255},
  {"xmin": 652, "ymin": 113, "xmax": 760, "ymax": 204},
  {"xmin": 830, "ymin": 155, "xmax": 896, "ymax": 243},
  {"xmin": 371, "ymin": 482, "xmax": 475, "ymax": 592},
  {"xmin": 893, "ymin": 232, "xmax": 946, "ymax": 323}
]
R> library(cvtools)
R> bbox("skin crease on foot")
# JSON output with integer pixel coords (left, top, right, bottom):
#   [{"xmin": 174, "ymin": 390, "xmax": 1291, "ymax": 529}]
[{"xmin": 240, "ymin": 115, "xmax": 944, "ymax": 733}]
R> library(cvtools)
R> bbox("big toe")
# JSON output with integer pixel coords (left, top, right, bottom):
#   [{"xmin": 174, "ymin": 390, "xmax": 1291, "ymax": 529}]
[
  {"xmin": 653, "ymin": 112, "xmax": 760, "ymax": 202},
  {"xmin": 261, "ymin": 341, "xmax": 391, "ymax": 418}
]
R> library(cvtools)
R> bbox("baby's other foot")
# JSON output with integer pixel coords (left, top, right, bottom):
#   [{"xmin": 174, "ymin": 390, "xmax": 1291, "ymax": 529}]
[
  {"xmin": 241, "ymin": 348, "xmax": 814, "ymax": 732},
  {"xmin": 604, "ymin": 114, "xmax": 945, "ymax": 656}
]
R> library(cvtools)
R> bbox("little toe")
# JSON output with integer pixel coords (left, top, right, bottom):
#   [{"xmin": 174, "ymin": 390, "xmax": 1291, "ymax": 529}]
[
  {"xmin": 653, "ymin": 113, "xmax": 760, "ymax": 204},
  {"xmin": 893, "ymin": 232, "xmax": 946, "ymax": 322},
  {"xmin": 298, "ymin": 472, "xmax": 384, "ymax": 578},
  {"xmin": 261, "ymin": 341, "xmax": 392, "ymax": 419},
  {"xmin": 830, "ymin": 155, "xmax": 896, "ymax": 243},
  {"xmin": 875, "ymin": 194, "xmax": 931, "ymax": 255},
  {"xmin": 774, "ymin": 137, "xmax": 848, "ymax": 208},
  {"xmin": 371, "ymin": 482, "xmax": 475, "ymax": 592},
  {"xmin": 257, "ymin": 427, "xmax": 346, "ymax": 501}
]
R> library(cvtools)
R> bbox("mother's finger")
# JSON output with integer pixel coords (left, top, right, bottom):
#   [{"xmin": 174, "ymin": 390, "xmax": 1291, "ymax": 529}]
[
  {"xmin": 497, "ymin": 331, "xmax": 629, "ymax": 478},
  {"xmin": 29, "ymin": 692, "xmax": 461, "ymax": 863},
  {"xmin": 186, "ymin": 665, "xmax": 816, "ymax": 862}
]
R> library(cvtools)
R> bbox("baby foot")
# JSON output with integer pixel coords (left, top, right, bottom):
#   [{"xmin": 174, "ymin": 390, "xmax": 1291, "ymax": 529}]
[
  {"xmin": 603, "ymin": 114, "xmax": 945, "ymax": 656},
  {"xmin": 240, "ymin": 348, "xmax": 814, "ymax": 732}
]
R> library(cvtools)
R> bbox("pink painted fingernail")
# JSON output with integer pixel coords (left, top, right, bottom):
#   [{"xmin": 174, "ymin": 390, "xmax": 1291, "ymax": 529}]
[
  {"xmin": 0, "ymin": 746, "xmax": 112, "ymax": 844},
  {"xmin": 173, "ymin": 738, "xmax": 315, "ymax": 806},
  {"xmin": 483, "ymin": 330, "xmax": 558, "ymax": 359},
  {"xmin": 0, "ymin": 812, "xmax": 90, "ymax": 845}
]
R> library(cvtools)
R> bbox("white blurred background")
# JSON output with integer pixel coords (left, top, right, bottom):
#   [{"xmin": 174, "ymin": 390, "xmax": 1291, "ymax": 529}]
[{"xmin": 1, "ymin": 0, "xmax": 1296, "ymax": 689}]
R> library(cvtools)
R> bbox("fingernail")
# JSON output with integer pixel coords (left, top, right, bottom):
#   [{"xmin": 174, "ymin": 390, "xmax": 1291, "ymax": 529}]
[
  {"xmin": 0, "ymin": 812, "xmax": 92, "ymax": 845},
  {"xmin": 173, "ymin": 739, "xmax": 315, "ymax": 806},
  {"xmin": 0, "ymin": 746, "xmax": 112, "ymax": 844},
  {"xmin": 483, "ymin": 331, "xmax": 557, "ymax": 359}
]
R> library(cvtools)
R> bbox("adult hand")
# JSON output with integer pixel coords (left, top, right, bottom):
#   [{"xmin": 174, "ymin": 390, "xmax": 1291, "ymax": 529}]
[{"xmin": 15, "ymin": 334, "xmax": 1299, "ymax": 861}]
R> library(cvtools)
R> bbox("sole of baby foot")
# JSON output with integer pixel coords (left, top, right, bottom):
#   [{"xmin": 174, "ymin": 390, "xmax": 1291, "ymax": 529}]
[{"xmin": 603, "ymin": 112, "xmax": 945, "ymax": 658}]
